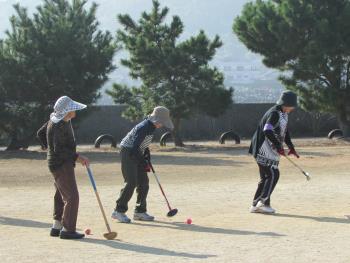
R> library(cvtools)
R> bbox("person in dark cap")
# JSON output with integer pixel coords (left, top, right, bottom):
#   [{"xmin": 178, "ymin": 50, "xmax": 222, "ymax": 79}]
[{"xmin": 249, "ymin": 91, "xmax": 299, "ymax": 214}]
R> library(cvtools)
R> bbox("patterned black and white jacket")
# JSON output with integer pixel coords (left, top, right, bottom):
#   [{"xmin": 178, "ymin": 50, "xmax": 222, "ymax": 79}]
[{"xmin": 249, "ymin": 105, "xmax": 294, "ymax": 167}]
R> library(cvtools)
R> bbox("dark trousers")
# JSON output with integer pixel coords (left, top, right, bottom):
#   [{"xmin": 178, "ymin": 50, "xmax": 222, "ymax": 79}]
[
  {"xmin": 252, "ymin": 163, "xmax": 280, "ymax": 206},
  {"xmin": 116, "ymin": 147, "xmax": 149, "ymax": 213},
  {"xmin": 51, "ymin": 162, "xmax": 79, "ymax": 232}
]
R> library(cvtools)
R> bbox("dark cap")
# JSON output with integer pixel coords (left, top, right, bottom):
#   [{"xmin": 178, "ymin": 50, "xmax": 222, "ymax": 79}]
[{"xmin": 276, "ymin": 91, "xmax": 298, "ymax": 107}]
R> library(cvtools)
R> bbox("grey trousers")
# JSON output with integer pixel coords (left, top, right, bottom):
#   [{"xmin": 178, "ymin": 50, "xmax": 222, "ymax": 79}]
[{"xmin": 116, "ymin": 147, "xmax": 149, "ymax": 213}]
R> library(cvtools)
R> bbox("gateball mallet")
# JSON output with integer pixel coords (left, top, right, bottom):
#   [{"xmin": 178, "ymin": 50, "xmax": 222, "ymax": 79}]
[
  {"xmin": 149, "ymin": 163, "xmax": 178, "ymax": 217},
  {"xmin": 284, "ymin": 155, "xmax": 311, "ymax": 181},
  {"xmin": 86, "ymin": 166, "xmax": 117, "ymax": 240}
]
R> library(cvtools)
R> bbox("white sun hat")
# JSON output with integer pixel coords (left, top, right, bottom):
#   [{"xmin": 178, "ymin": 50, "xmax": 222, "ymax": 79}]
[
  {"xmin": 50, "ymin": 96, "xmax": 87, "ymax": 123},
  {"xmin": 149, "ymin": 106, "xmax": 174, "ymax": 130}
]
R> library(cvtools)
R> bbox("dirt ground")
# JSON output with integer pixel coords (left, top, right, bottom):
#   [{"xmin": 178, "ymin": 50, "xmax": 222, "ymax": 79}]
[{"xmin": 1, "ymin": 138, "xmax": 350, "ymax": 263}]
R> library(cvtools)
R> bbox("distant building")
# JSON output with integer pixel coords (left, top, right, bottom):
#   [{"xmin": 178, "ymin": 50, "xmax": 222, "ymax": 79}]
[{"xmin": 216, "ymin": 61, "xmax": 280, "ymax": 85}]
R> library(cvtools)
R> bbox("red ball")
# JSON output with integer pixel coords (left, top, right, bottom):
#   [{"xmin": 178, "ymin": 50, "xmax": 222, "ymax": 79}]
[
  {"xmin": 186, "ymin": 218, "xmax": 192, "ymax": 225},
  {"xmin": 84, "ymin": 228, "xmax": 91, "ymax": 235}
]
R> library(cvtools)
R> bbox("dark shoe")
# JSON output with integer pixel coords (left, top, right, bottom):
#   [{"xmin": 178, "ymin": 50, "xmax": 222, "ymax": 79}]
[
  {"xmin": 50, "ymin": 228, "xmax": 61, "ymax": 237},
  {"xmin": 60, "ymin": 231, "xmax": 85, "ymax": 239}
]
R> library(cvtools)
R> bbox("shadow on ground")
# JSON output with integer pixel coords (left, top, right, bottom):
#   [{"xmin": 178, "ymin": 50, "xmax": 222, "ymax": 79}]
[
  {"xmin": 0, "ymin": 216, "xmax": 215, "ymax": 259},
  {"xmin": 79, "ymin": 238, "xmax": 216, "ymax": 259},
  {"xmin": 272, "ymin": 213, "xmax": 350, "ymax": 224},
  {"xmin": 0, "ymin": 216, "xmax": 51, "ymax": 228},
  {"xmin": 132, "ymin": 220, "xmax": 285, "ymax": 237},
  {"xmin": 0, "ymin": 150, "xmax": 246, "ymax": 167}
]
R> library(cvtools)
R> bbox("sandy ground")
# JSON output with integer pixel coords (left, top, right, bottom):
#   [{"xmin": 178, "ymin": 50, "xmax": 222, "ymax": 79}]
[{"xmin": 0, "ymin": 139, "xmax": 350, "ymax": 263}]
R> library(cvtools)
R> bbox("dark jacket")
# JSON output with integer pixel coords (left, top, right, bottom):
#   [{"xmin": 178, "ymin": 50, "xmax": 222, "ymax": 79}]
[
  {"xmin": 249, "ymin": 105, "xmax": 294, "ymax": 158},
  {"xmin": 38, "ymin": 120, "xmax": 78, "ymax": 172},
  {"xmin": 120, "ymin": 119, "xmax": 156, "ymax": 166},
  {"xmin": 37, "ymin": 121, "xmax": 48, "ymax": 149}
]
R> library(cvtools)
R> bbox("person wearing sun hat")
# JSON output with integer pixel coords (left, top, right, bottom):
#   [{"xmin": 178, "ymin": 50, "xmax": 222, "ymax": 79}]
[
  {"xmin": 112, "ymin": 106, "xmax": 174, "ymax": 223},
  {"xmin": 37, "ymin": 96, "xmax": 89, "ymax": 239}
]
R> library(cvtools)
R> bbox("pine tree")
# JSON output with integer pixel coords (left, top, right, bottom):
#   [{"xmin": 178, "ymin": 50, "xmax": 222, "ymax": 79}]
[
  {"xmin": 107, "ymin": 0, "xmax": 233, "ymax": 146},
  {"xmin": 234, "ymin": 0, "xmax": 350, "ymax": 136},
  {"xmin": 0, "ymin": 0, "xmax": 117, "ymax": 150}
]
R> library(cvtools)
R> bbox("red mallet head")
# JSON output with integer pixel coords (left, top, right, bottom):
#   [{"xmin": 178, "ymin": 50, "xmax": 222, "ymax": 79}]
[{"xmin": 186, "ymin": 218, "xmax": 192, "ymax": 225}]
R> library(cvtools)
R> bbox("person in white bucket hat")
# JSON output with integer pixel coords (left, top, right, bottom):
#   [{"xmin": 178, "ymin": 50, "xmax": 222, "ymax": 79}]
[
  {"xmin": 37, "ymin": 96, "xmax": 89, "ymax": 239},
  {"xmin": 149, "ymin": 106, "xmax": 174, "ymax": 130},
  {"xmin": 50, "ymin": 96, "xmax": 87, "ymax": 123},
  {"xmin": 112, "ymin": 106, "xmax": 173, "ymax": 223}
]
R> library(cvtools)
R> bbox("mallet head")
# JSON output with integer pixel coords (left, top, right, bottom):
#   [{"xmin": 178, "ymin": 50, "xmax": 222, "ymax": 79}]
[
  {"xmin": 103, "ymin": 232, "xmax": 117, "ymax": 240},
  {"xmin": 167, "ymin": 208, "xmax": 178, "ymax": 217},
  {"xmin": 303, "ymin": 171, "xmax": 311, "ymax": 181}
]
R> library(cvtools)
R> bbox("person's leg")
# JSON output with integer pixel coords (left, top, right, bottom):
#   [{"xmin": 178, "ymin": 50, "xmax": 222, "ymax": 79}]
[
  {"xmin": 134, "ymin": 164, "xmax": 154, "ymax": 221},
  {"xmin": 115, "ymin": 148, "xmax": 138, "ymax": 213},
  {"xmin": 252, "ymin": 164, "xmax": 269, "ymax": 206},
  {"xmin": 260, "ymin": 165, "xmax": 279, "ymax": 206},
  {"xmin": 49, "ymin": 180, "xmax": 65, "ymax": 236},
  {"xmin": 135, "ymin": 165, "xmax": 149, "ymax": 213},
  {"xmin": 264, "ymin": 166, "xmax": 280, "ymax": 206},
  {"xmin": 53, "ymin": 163, "xmax": 79, "ymax": 232},
  {"xmin": 53, "ymin": 184, "xmax": 64, "ymax": 223}
]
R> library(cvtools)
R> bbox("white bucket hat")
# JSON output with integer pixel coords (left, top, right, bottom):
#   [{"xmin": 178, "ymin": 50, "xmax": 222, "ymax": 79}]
[
  {"xmin": 50, "ymin": 96, "xmax": 87, "ymax": 123},
  {"xmin": 149, "ymin": 106, "xmax": 174, "ymax": 130}
]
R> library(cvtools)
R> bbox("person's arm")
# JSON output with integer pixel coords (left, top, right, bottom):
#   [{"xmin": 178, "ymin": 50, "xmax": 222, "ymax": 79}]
[
  {"xmin": 37, "ymin": 122, "xmax": 48, "ymax": 150},
  {"xmin": 76, "ymin": 154, "xmax": 89, "ymax": 166},
  {"xmin": 263, "ymin": 111, "xmax": 283, "ymax": 152},
  {"xmin": 284, "ymin": 129, "xmax": 294, "ymax": 149},
  {"xmin": 143, "ymin": 147, "xmax": 152, "ymax": 172},
  {"xmin": 130, "ymin": 122, "xmax": 154, "ymax": 166},
  {"xmin": 285, "ymin": 129, "xmax": 299, "ymax": 158},
  {"xmin": 144, "ymin": 147, "xmax": 151, "ymax": 162}
]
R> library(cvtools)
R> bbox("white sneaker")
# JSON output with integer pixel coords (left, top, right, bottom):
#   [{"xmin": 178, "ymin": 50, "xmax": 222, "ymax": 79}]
[
  {"xmin": 133, "ymin": 212, "xmax": 155, "ymax": 221},
  {"xmin": 111, "ymin": 211, "xmax": 131, "ymax": 223},
  {"xmin": 256, "ymin": 201, "xmax": 276, "ymax": 214},
  {"xmin": 250, "ymin": 205, "xmax": 260, "ymax": 213}
]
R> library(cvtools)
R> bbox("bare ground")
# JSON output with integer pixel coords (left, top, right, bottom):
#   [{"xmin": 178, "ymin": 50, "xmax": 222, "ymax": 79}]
[{"xmin": 0, "ymin": 138, "xmax": 350, "ymax": 263}]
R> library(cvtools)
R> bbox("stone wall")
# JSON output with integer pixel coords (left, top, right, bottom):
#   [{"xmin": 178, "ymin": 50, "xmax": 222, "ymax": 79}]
[{"xmin": 75, "ymin": 104, "xmax": 338, "ymax": 144}]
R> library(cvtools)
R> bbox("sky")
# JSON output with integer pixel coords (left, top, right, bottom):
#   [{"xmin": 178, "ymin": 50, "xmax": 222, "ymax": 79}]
[
  {"xmin": 0, "ymin": 0, "xmax": 281, "ymax": 104},
  {"xmin": 0, "ymin": 0, "xmax": 254, "ymax": 61}
]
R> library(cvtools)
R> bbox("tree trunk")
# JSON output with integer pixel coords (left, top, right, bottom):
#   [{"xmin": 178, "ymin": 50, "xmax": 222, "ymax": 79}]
[
  {"xmin": 337, "ymin": 108, "xmax": 350, "ymax": 137},
  {"xmin": 172, "ymin": 117, "xmax": 185, "ymax": 147},
  {"xmin": 338, "ymin": 119, "xmax": 350, "ymax": 137},
  {"xmin": 6, "ymin": 131, "xmax": 32, "ymax": 151}
]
